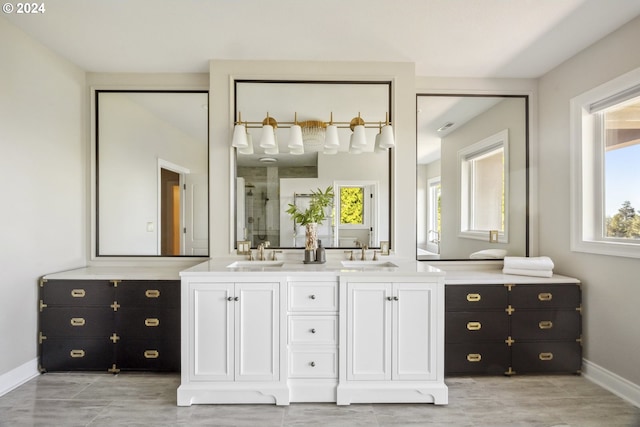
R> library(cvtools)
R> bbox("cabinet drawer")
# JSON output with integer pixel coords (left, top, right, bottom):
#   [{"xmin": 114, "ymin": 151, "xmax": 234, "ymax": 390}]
[
  {"xmin": 116, "ymin": 338, "xmax": 180, "ymax": 371},
  {"xmin": 116, "ymin": 280, "xmax": 180, "ymax": 308},
  {"xmin": 288, "ymin": 316, "xmax": 338, "ymax": 345},
  {"xmin": 116, "ymin": 308, "xmax": 180, "ymax": 338},
  {"xmin": 41, "ymin": 307, "xmax": 114, "ymax": 337},
  {"xmin": 510, "ymin": 284, "xmax": 581, "ymax": 309},
  {"xmin": 289, "ymin": 348, "xmax": 337, "ymax": 378},
  {"xmin": 41, "ymin": 280, "xmax": 113, "ymax": 306},
  {"xmin": 40, "ymin": 337, "xmax": 113, "ymax": 371},
  {"xmin": 445, "ymin": 311, "xmax": 509, "ymax": 342},
  {"xmin": 511, "ymin": 310, "xmax": 581, "ymax": 341},
  {"xmin": 446, "ymin": 285, "xmax": 508, "ymax": 311},
  {"xmin": 289, "ymin": 281, "xmax": 338, "ymax": 312},
  {"xmin": 445, "ymin": 342, "xmax": 510, "ymax": 375},
  {"xmin": 512, "ymin": 342, "xmax": 582, "ymax": 373}
]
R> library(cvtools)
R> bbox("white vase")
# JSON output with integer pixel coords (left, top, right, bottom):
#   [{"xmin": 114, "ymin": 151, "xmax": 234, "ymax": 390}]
[{"xmin": 305, "ymin": 223, "xmax": 318, "ymax": 251}]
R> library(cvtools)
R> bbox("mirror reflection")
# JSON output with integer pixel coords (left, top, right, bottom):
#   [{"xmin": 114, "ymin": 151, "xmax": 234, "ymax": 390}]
[
  {"xmin": 234, "ymin": 81, "xmax": 391, "ymax": 249},
  {"xmin": 96, "ymin": 91, "xmax": 209, "ymax": 256},
  {"xmin": 417, "ymin": 95, "xmax": 528, "ymax": 260}
]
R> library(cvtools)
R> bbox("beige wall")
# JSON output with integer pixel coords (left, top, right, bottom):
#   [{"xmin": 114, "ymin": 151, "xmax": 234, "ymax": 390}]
[
  {"xmin": 0, "ymin": 17, "xmax": 86, "ymax": 377},
  {"xmin": 538, "ymin": 15, "xmax": 640, "ymax": 386}
]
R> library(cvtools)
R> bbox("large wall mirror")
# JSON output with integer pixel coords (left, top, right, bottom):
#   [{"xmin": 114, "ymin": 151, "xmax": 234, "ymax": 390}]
[
  {"xmin": 234, "ymin": 81, "xmax": 392, "ymax": 250},
  {"xmin": 417, "ymin": 94, "xmax": 529, "ymax": 260},
  {"xmin": 96, "ymin": 90, "xmax": 209, "ymax": 256}
]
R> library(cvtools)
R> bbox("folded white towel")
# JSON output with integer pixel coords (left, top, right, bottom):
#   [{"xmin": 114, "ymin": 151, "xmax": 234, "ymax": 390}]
[
  {"xmin": 503, "ymin": 256, "xmax": 554, "ymax": 271},
  {"xmin": 469, "ymin": 249, "xmax": 507, "ymax": 259},
  {"xmin": 502, "ymin": 268, "xmax": 553, "ymax": 278}
]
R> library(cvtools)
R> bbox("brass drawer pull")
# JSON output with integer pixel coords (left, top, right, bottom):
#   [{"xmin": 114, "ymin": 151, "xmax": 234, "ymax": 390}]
[
  {"xmin": 70, "ymin": 318, "xmax": 86, "ymax": 326},
  {"xmin": 466, "ymin": 293, "xmax": 481, "ymax": 302},
  {"xmin": 145, "ymin": 289, "xmax": 160, "ymax": 298},
  {"xmin": 70, "ymin": 349, "xmax": 85, "ymax": 358},
  {"xmin": 467, "ymin": 353, "xmax": 482, "ymax": 362},
  {"xmin": 71, "ymin": 289, "xmax": 86, "ymax": 298},
  {"xmin": 538, "ymin": 292, "xmax": 553, "ymax": 301},
  {"xmin": 145, "ymin": 318, "xmax": 160, "ymax": 327},
  {"xmin": 467, "ymin": 321, "xmax": 482, "ymax": 331},
  {"xmin": 539, "ymin": 352, "xmax": 554, "ymax": 361},
  {"xmin": 144, "ymin": 350, "xmax": 159, "ymax": 359},
  {"xmin": 539, "ymin": 320, "xmax": 553, "ymax": 329}
]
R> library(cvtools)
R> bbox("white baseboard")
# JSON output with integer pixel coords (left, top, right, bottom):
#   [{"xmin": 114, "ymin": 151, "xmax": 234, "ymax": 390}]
[
  {"xmin": 0, "ymin": 358, "xmax": 40, "ymax": 397},
  {"xmin": 583, "ymin": 359, "xmax": 640, "ymax": 408}
]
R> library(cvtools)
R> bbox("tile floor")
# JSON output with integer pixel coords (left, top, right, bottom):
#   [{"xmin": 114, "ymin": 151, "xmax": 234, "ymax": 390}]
[{"xmin": 1, "ymin": 373, "xmax": 639, "ymax": 426}]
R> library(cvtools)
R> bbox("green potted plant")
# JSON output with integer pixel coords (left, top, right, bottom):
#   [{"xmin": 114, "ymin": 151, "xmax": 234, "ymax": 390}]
[{"xmin": 286, "ymin": 186, "xmax": 334, "ymax": 252}]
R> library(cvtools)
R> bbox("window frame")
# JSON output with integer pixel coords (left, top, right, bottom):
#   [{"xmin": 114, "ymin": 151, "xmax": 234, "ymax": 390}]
[
  {"xmin": 570, "ymin": 66, "xmax": 640, "ymax": 258},
  {"xmin": 457, "ymin": 129, "xmax": 509, "ymax": 243}
]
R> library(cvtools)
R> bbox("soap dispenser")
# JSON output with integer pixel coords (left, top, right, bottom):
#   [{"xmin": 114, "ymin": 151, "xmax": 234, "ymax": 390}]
[{"xmin": 315, "ymin": 240, "xmax": 326, "ymax": 263}]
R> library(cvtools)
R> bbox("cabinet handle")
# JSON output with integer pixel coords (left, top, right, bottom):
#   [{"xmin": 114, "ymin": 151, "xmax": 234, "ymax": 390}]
[
  {"xmin": 466, "ymin": 321, "xmax": 482, "ymax": 331},
  {"xmin": 538, "ymin": 320, "xmax": 553, "ymax": 329},
  {"xmin": 70, "ymin": 318, "xmax": 85, "ymax": 327},
  {"xmin": 144, "ymin": 350, "xmax": 159, "ymax": 359},
  {"xmin": 393, "ymin": 296, "xmax": 399, "ymax": 301},
  {"xmin": 71, "ymin": 289, "xmax": 86, "ymax": 298},
  {"xmin": 386, "ymin": 296, "xmax": 393, "ymax": 301},
  {"xmin": 70, "ymin": 349, "xmax": 85, "ymax": 358},
  {"xmin": 310, "ymin": 361, "xmax": 316, "ymax": 367},
  {"xmin": 145, "ymin": 290, "xmax": 160, "ymax": 298},
  {"xmin": 310, "ymin": 328, "xmax": 316, "ymax": 334},
  {"xmin": 466, "ymin": 293, "xmax": 481, "ymax": 302},
  {"xmin": 467, "ymin": 353, "xmax": 482, "ymax": 362},
  {"xmin": 145, "ymin": 318, "xmax": 160, "ymax": 327},
  {"xmin": 539, "ymin": 352, "xmax": 554, "ymax": 361},
  {"xmin": 234, "ymin": 296, "xmax": 239, "ymax": 301},
  {"xmin": 309, "ymin": 294, "xmax": 316, "ymax": 300},
  {"xmin": 538, "ymin": 292, "xmax": 553, "ymax": 301},
  {"xmin": 227, "ymin": 296, "xmax": 234, "ymax": 301}
]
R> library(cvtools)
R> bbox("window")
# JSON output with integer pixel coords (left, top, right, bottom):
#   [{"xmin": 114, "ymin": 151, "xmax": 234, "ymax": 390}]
[
  {"xmin": 570, "ymin": 67, "xmax": 640, "ymax": 258},
  {"xmin": 427, "ymin": 177, "xmax": 441, "ymax": 253},
  {"xmin": 340, "ymin": 187, "xmax": 364, "ymax": 224},
  {"xmin": 458, "ymin": 129, "xmax": 509, "ymax": 242}
]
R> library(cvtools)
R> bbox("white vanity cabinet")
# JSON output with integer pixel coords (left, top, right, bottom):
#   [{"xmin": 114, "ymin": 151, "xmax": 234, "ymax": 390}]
[
  {"xmin": 337, "ymin": 277, "xmax": 448, "ymax": 405},
  {"xmin": 178, "ymin": 277, "xmax": 289, "ymax": 406}
]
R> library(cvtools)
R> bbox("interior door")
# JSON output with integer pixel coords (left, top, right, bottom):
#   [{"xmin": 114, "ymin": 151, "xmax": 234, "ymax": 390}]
[{"xmin": 184, "ymin": 173, "xmax": 209, "ymax": 256}]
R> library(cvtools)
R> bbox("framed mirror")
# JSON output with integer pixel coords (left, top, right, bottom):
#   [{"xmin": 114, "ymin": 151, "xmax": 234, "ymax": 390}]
[
  {"xmin": 234, "ymin": 81, "xmax": 392, "ymax": 250},
  {"xmin": 416, "ymin": 94, "xmax": 529, "ymax": 260},
  {"xmin": 96, "ymin": 90, "xmax": 209, "ymax": 256}
]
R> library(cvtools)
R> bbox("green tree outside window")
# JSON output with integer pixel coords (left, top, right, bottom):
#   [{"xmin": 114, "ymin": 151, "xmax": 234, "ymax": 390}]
[{"xmin": 340, "ymin": 187, "xmax": 364, "ymax": 224}]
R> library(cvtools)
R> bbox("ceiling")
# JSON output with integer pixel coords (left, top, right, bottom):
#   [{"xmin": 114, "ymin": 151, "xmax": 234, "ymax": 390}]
[{"xmin": 4, "ymin": 0, "xmax": 640, "ymax": 78}]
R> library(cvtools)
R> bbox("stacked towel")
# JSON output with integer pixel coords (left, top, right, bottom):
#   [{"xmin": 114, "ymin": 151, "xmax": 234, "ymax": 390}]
[{"xmin": 502, "ymin": 256, "xmax": 554, "ymax": 278}]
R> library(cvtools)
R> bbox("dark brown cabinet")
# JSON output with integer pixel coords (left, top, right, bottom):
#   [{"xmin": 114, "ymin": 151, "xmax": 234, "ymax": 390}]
[
  {"xmin": 39, "ymin": 279, "xmax": 180, "ymax": 373},
  {"xmin": 445, "ymin": 282, "xmax": 582, "ymax": 376}
]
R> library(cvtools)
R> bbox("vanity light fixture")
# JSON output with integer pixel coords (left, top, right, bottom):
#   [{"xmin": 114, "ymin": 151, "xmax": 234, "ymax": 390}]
[
  {"xmin": 259, "ymin": 113, "xmax": 277, "ymax": 149},
  {"xmin": 287, "ymin": 113, "xmax": 305, "ymax": 154},
  {"xmin": 231, "ymin": 112, "xmax": 248, "ymax": 148},
  {"xmin": 233, "ymin": 110, "xmax": 394, "ymax": 154},
  {"xmin": 238, "ymin": 133, "xmax": 254, "ymax": 155}
]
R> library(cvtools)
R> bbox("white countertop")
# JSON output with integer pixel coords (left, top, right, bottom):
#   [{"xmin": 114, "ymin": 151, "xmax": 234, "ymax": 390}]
[
  {"xmin": 180, "ymin": 256, "xmax": 444, "ymax": 277},
  {"xmin": 43, "ymin": 265, "xmax": 185, "ymax": 280}
]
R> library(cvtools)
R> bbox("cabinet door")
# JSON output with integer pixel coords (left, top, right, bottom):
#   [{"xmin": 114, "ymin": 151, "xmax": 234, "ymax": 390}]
[
  {"xmin": 393, "ymin": 283, "xmax": 436, "ymax": 380},
  {"xmin": 235, "ymin": 282, "xmax": 279, "ymax": 382},
  {"xmin": 347, "ymin": 282, "xmax": 392, "ymax": 381},
  {"xmin": 191, "ymin": 283, "xmax": 234, "ymax": 381}
]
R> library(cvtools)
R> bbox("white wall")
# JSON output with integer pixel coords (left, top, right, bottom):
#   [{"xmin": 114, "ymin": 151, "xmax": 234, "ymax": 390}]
[
  {"xmin": 0, "ymin": 18, "xmax": 86, "ymax": 378},
  {"xmin": 538, "ymin": 15, "xmax": 640, "ymax": 387}
]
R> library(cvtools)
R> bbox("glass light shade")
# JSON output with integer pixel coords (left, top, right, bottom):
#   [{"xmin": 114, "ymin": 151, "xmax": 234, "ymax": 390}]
[
  {"xmin": 324, "ymin": 124, "xmax": 340, "ymax": 149},
  {"xmin": 238, "ymin": 133, "xmax": 254, "ymax": 155},
  {"xmin": 349, "ymin": 134, "xmax": 363, "ymax": 154},
  {"xmin": 374, "ymin": 132, "xmax": 386, "ymax": 153},
  {"xmin": 287, "ymin": 124, "xmax": 304, "ymax": 150},
  {"xmin": 378, "ymin": 124, "xmax": 395, "ymax": 148},
  {"xmin": 231, "ymin": 123, "xmax": 248, "ymax": 148},
  {"xmin": 264, "ymin": 138, "xmax": 279, "ymax": 155},
  {"xmin": 259, "ymin": 124, "xmax": 276, "ymax": 149},
  {"xmin": 351, "ymin": 124, "xmax": 367, "ymax": 148}
]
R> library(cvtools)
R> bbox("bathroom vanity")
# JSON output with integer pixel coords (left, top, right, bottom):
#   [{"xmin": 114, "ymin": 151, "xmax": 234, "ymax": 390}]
[{"xmin": 176, "ymin": 257, "xmax": 448, "ymax": 406}]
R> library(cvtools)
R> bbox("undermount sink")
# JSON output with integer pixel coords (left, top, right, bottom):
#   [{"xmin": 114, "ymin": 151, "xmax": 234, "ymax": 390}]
[
  {"xmin": 341, "ymin": 260, "xmax": 399, "ymax": 268},
  {"xmin": 226, "ymin": 260, "xmax": 285, "ymax": 268}
]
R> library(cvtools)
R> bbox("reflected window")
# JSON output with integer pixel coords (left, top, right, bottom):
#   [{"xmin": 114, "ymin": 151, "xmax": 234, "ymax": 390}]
[
  {"xmin": 340, "ymin": 187, "xmax": 365, "ymax": 224},
  {"xmin": 459, "ymin": 129, "xmax": 508, "ymax": 241}
]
